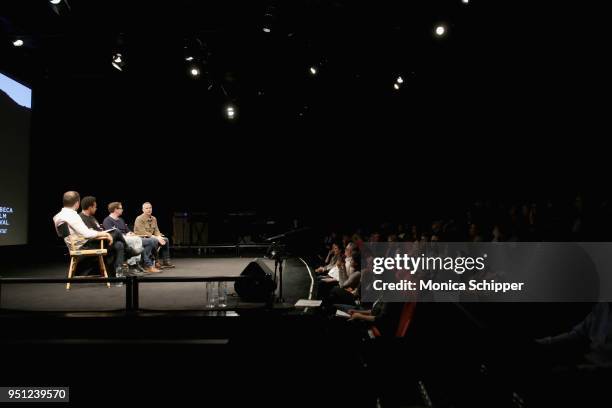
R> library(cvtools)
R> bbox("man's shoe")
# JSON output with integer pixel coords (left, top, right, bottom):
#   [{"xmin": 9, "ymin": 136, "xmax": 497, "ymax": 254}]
[
  {"xmin": 145, "ymin": 266, "xmax": 162, "ymax": 273},
  {"xmin": 161, "ymin": 261, "xmax": 175, "ymax": 269},
  {"xmin": 155, "ymin": 261, "xmax": 162, "ymax": 269},
  {"xmin": 128, "ymin": 268, "xmax": 145, "ymax": 277}
]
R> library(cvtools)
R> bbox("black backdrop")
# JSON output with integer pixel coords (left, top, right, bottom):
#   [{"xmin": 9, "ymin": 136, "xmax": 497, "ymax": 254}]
[{"xmin": 1, "ymin": 0, "xmax": 605, "ymax": 245}]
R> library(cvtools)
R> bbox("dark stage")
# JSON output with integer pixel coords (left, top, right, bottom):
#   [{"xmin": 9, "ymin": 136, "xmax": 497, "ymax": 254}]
[{"xmin": 0, "ymin": 257, "xmax": 313, "ymax": 311}]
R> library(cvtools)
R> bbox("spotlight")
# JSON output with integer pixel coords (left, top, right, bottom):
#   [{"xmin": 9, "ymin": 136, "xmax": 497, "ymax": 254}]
[
  {"xmin": 12, "ymin": 39, "xmax": 24, "ymax": 47},
  {"xmin": 396, "ymin": 76, "xmax": 403, "ymax": 84},
  {"xmin": 49, "ymin": 0, "xmax": 70, "ymax": 15},
  {"xmin": 226, "ymin": 104, "xmax": 236, "ymax": 119},
  {"xmin": 435, "ymin": 25, "xmax": 447, "ymax": 37},
  {"xmin": 309, "ymin": 66, "xmax": 317, "ymax": 75},
  {"xmin": 190, "ymin": 67, "xmax": 200, "ymax": 76},
  {"xmin": 393, "ymin": 83, "xmax": 400, "ymax": 90},
  {"xmin": 263, "ymin": 5, "xmax": 276, "ymax": 33},
  {"xmin": 111, "ymin": 52, "xmax": 124, "ymax": 71},
  {"xmin": 462, "ymin": 0, "xmax": 470, "ymax": 3},
  {"xmin": 185, "ymin": 56, "xmax": 194, "ymax": 61}
]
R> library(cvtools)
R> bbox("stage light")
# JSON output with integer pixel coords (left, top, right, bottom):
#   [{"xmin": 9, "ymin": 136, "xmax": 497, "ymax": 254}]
[
  {"xmin": 49, "ymin": 0, "xmax": 70, "ymax": 16},
  {"xmin": 309, "ymin": 66, "xmax": 317, "ymax": 75},
  {"xmin": 226, "ymin": 105, "xmax": 236, "ymax": 119},
  {"xmin": 12, "ymin": 39, "xmax": 23, "ymax": 47},
  {"xmin": 185, "ymin": 56, "xmax": 194, "ymax": 61},
  {"xmin": 393, "ymin": 83, "xmax": 400, "ymax": 90},
  {"xmin": 462, "ymin": 0, "xmax": 470, "ymax": 3},
  {"xmin": 435, "ymin": 25, "xmax": 447, "ymax": 37},
  {"xmin": 396, "ymin": 76, "xmax": 403, "ymax": 84},
  {"xmin": 190, "ymin": 67, "xmax": 200, "ymax": 76},
  {"xmin": 263, "ymin": 5, "xmax": 276, "ymax": 34},
  {"xmin": 111, "ymin": 53, "xmax": 124, "ymax": 71}
]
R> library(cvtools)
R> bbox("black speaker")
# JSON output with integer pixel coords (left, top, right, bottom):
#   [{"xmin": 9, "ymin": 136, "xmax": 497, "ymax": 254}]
[{"xmin": 234, "ymin": 260, "xmax": 277, "ymax": 302}]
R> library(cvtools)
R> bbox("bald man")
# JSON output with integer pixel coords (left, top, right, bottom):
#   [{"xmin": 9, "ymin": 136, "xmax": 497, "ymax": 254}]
[{"xmin": 134, "ymin": 202, "xmax": 175, "ymax": 268}]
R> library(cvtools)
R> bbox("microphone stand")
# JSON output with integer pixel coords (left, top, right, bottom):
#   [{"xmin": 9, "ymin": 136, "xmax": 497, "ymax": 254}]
[
  {"xmin": 268, "ymin": 241, "xmax": 291, "ymax": 307},
  {"xmin": 274, "ymin": 252, "xmax": 285, "ymax": 303}
]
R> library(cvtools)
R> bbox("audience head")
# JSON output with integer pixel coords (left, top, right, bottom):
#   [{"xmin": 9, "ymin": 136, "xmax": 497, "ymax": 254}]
[
  {"xmin": 62, "ymin": 191, "xmax": 80, "ymax": 210},
  {"xmin": 468, "ymin": 223, "xmax": 480, "ymax": 239},
  {"xmin": 492, "ymin": 224, "xmax": 502, "ymax": 240},
  {"xmin": 331, "ymin": 242, "xmax": 342, "ymax": 256},
  {"xmin": 80, "ymin": 196, "xmax": 97, "ymax": 215},
  {"xmin": 345, "ymin": 242, "xmax": 356, "ymax": 258},
  {"xmin": 369, "ymin": 232, "xmax": 381, "ymax": 242}
]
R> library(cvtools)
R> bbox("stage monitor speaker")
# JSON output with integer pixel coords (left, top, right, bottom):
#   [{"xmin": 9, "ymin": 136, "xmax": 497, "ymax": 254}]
[{"xmin": 234, "ymin": 259, "xmax": 277, "ymax": 302}]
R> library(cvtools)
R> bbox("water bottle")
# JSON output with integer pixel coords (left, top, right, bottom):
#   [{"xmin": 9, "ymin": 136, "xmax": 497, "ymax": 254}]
[
  {"xmin": 218, "ymin": 282, "xmax": 228, "ymax": 308},
  {"xmin": 115, "ymin": 265, "xmax": 124, "ymax": 287},
  {"xmin": 206, "ymin": 282, "xmax": 218, "ymax": 308}
]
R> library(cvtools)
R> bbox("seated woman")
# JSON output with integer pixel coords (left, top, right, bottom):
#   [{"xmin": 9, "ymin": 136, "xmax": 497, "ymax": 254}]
[
  {"xmin": 317, "ymin": 255, "xmax": 346, "ymax": 301},
  {"xmin": 327, "ymin": 255, "xmax": 362, "ymax": 307},
  {"xmin": 317, "ymin": 254, "xmax": 347, "ymax": 303},
  {"xmin": 315, "ymin": 242, "xmax": 342, "ymax": 275}
]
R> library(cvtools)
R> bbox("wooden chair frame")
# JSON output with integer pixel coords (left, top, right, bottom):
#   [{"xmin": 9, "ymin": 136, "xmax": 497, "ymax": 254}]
[{"xmin": 56, "ymin": 222, "xmax": 110, "ymax": 290}]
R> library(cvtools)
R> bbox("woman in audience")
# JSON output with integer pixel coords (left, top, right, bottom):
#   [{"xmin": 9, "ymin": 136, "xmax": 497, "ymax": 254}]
[
  {"xmin": 315, "ymin": 242, "xmax": 342, "ymax": 274},
  {"xmin": 328, "ymin": 255, "xmax": 362, "ymax": 307},
  {"xmin": 317, "ymin": 254, "xmax": 346, "ymax": 301}
]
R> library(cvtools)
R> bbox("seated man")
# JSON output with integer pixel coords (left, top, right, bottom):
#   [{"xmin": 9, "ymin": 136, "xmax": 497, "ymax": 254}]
[
  {"xmin": 52, "ymin": 191, "xmax": 114, "ymax": 276},
  {"xmin": 79, "ymin": 196, "xmax": 143, "ymax": 276},
  {"xmin": 102, "ymin": 201, "xmax": 160, "ymax": 273},
  {"xmin": 134, "ymin": 202, "xmax": 175, "ymax": 269}
]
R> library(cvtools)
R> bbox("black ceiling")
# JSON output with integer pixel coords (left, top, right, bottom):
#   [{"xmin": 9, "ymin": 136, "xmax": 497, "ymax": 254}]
[{"xmin": 1, "ymin": 1, "xmax": 481, "ymax": 105}]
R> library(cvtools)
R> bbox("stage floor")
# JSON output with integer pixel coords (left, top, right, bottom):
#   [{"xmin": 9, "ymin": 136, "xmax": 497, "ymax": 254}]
[{"xmin": 0, "ymin": 257, "xmax": 313, "ymax": 312}]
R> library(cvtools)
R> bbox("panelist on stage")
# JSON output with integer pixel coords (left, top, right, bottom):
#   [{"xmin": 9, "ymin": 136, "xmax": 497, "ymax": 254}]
[{"xmin": 134, "ymin": 202, "xmax": 175, "ymax": 269}]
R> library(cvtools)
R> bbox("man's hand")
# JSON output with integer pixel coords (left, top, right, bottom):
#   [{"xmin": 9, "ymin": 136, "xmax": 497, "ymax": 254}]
[
  {"xmin": 105, "ymin": 232, "xmax": 113, "ymax": 246},
  {"xmin": 156, "ymin": 236, "xmax": 167, "ymax": 245},
  {"xmin": 348, "ymin": 312, "xmax": 366, "ymax": 322}
]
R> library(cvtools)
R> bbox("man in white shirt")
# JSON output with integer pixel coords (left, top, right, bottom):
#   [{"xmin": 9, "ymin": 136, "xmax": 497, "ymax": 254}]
[{"xmin": 53, "ymin": 191, "xmax": 113, "ymax": 250}]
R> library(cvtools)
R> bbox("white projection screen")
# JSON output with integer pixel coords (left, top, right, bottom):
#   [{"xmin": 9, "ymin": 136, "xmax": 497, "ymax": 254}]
[{"xmin": 0, "ymin": 71, "xmax": 31, "ymax": 246}]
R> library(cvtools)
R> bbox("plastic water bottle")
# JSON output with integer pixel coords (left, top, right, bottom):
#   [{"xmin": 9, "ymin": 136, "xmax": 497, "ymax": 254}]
[
  {"xmin": 115, "ymin": 265, "xmax": 126, "ymax": 287},
  {"xmin": 206, "ymin": 282, "xmax": 218, "ymax": 308},
  {"xmin": 218, "ymin": 282, "xmax": 228, "ymax": 308}
]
